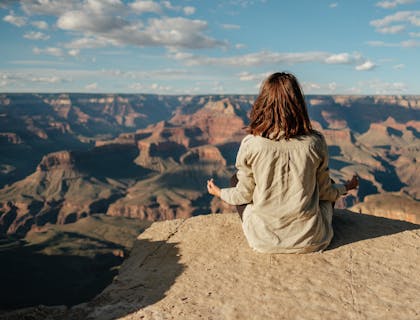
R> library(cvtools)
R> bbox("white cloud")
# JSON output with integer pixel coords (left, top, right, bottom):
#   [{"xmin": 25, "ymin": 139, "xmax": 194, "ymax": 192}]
[
  {"xmin": 57, "ymin": 10, "xmax": 129, "ymax": 33},
  {"xmin": 221, "ymin": 24, "xmax": 241, "ymax": 30},
  {"xmin": 171, "ymin": 50, "xmax": 328, "ymax": 66},
  {"xmin": 375, "ymin": 0, "xmax": 415, "ymax": 9},
  {"xmin": 409, "ymin": 31, "xmax": 420, "ymax": 37},
  {"xmin": 8, "ymin": 0, "xmax": 224, "ymax": 51},
  {"xmin": 170, "ymin": 50, "xmax": 375, "ymax": 70},
  {"xmin": 355, "ymin": 60, "xmax": 376, "ymax": 71},
  {"xmin": 368, "ymin": 80, "xmax": 407, "ymax": 93},
  {"xmin": 329, "ymin": 3, "xmax": 338, "ymax": 8},
  {"xmin": 370, "ymin": 11, "xmax": 420, "ymax": 28},
  {"xmin": 238, "ymin": 71, "xmax": 270, "ymax": 81},
  {"xmin": 129, "ymin": 82, "xmax": 144, "ymax": 90},
  {"xmin": 235, "ymin": 44, "xmax": 246, "ymax": 49},
  {"xmin": 130, "ymin": 1, "xmax": 162, "ymax": 14},
  {"xmin": 3, "ymin": 10, "xmax": 26, "ymax": 27},
  {"xmin": 328, "ymin": 82, "xmax": 337, "ymax": 91},
  {"xmin": 151, "ymin": 83, "xmax": 172, "ymax": 92},
  {"xmin": 54, "ymin": 1, "xmax": 224, "ymax": 50},
  {"xmin": 302, "ymin": 81, "xmax": 340, "ymax": 93},
  {"xmin": 0, "ymin": 71, "xmax": 68, "ymax": 86},
  {"xmin": 31, "ymin": 20, "xmax": 49, "ymax": 30},
  {"xmin": 23, "ymin": 31, "xmax": 50, "ymax": 40},
  {"xmin": 64, "ymin": 37, "xmax": 118, "ymax": 49},
  {"xmin": 366, "ymin": 40, "xmax": 393, "ymax": 47},
  {"xmin": 393, "ymin": 63, "xmax": 405, "ymax": 69},
  {"xmin": 162, "ymin": 1, "xmax": 179, "ymax": 11},
  {"xmin": 183, "ymin": 6, "xmax": 196, "ymax": 15},
  {"xmin": 303, "ymin": 82, "xmax": 321, "ymax": 91},
  {"xmin": 401, "ymin": 39, "xmax": 420, "ymax": 47},
  {"xmin": 367, "ymin": 39, "xmax": 420, "ymax": 47},
  {"xmin": 33, "ymin": 46, "xmax": 64, "ymax": 57},
  {"xmin": 30, "ymin": 76, "xmax": 62, "ymax": 83},
  {"xmin": 21, "ymin": 0, "xmax": 79, "ymax": 16},
  {"xmin": 85, "ymin": 82, "xmax": 98, "ymax": 90},
  {"xmin": 325, "ymin": 53, "xmax": 354, "ymax": 64},
  {"xmin": 68, "ymin": 49, "xmax": 80, "ymax": 56},
  {"xmin": 376, "ymin": 24, "xmax": 406, "ymax": 34}
]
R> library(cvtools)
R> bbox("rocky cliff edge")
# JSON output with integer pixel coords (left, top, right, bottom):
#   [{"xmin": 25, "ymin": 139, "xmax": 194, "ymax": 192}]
[{"xmin": 3, "ymin": 210, "xmax": 420, "ymax": 320}]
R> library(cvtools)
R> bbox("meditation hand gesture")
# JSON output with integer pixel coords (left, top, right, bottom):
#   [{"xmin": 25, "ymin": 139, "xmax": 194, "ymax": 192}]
[
  {"xmin": 344, "ymin": 175, "xmax": 359, "ymax": 191},
  {"xmin": 207, "ymin": 178, "xmax": 221, "ymax": 198}
]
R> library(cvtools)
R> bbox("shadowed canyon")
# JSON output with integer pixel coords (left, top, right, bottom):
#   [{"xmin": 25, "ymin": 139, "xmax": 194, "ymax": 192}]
[{"xmin": 1, "ymin": 93, "xmax": 419, "ymax": 237}]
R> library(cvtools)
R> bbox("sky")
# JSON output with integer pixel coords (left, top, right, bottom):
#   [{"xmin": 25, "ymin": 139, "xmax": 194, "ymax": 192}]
[{"xmin": 0, "ymin": 0, "xmax": 419, "ymax": 95}]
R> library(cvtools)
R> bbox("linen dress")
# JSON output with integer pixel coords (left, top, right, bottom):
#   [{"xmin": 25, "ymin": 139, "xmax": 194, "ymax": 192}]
[{"xmin": 220, "ymin": 133, "xmax": 347, "ymax": 253}]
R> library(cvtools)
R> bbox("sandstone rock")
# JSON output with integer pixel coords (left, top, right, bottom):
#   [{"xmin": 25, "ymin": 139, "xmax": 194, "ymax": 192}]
[
  {"xmin": 351, "ymin": 193, "xmax": 420, "ymax": 224},
  {"xmin": 58, "ymin": 210, "xmax": 419, "ymax": 320}
]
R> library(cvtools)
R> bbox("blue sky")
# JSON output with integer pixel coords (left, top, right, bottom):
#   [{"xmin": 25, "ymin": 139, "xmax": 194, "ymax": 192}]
[{"xmin": 0, "ymin": 0, "xmax": 419, "ymax": 94}]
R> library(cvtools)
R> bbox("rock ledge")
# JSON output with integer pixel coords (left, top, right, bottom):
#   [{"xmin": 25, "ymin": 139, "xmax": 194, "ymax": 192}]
[{"xmin": 4, "ymin": 210, "xmax": 420, "ymax": 320}]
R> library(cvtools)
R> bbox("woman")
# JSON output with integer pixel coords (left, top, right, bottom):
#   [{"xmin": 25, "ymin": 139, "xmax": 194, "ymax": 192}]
[{"xmin": 207, "ymin": 72, "xmax": 358, "ymax": 254}]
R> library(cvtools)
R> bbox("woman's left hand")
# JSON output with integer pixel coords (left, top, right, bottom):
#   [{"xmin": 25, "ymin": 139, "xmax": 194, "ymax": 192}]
[{"xmin": 207, "ymin": 178, "xmax": 221, "ymax": 198}]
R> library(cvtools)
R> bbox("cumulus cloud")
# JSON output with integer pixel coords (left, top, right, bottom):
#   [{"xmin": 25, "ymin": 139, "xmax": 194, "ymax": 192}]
[
  {"xmin": 376, "ymin": 24, "xmax": 406, "ymax": 34},
  {"xmin": 301, "ymin": 81, "xmax": 339, "ymax": 93},
  {"xmin": 129, "ymin": 82, "xmax": 172, "ymax": 92},
  {"xmin": 57, "ymin": 10, "xmax": 129, "ymax": 33},
  {"xmin": 53, "ymin": 1, "xmax": 224, "ymax": 50},
  {"xmin": 355, "ymin": 61, "xmax": 376, "ymax": 71},
  {"xmin": 33, "ymin": 46, "xmax": 64, "ymax": 56},
  {"xmin": 393, "ymin": 63, "xmax": 405, "ymax": 69},
  {"xmin": 8, "ymin": 0, "xmax": 224, "ymax": 51},
  {"xmin": 31, "ymin": 20, "xmax": 48, "ymax": 29},
  {"xmin": 21, "ymin": 0, "xmax": 79, "ymax": 16},
  {"xmin": 0, "ymin": 1, "xmax": 20, "ymax": 9},
  {"xmin": 221, "ymin": 24, "xmax": 241, "ymax": 30},
  {"xmin": 64, "ymin": 37, "xmax": 118, "ymax": 49},
  {"xmin": 85, "ymin": 82, "xmax": 98, "ymax": 90},
  {"xmin": 366, "ymin": 40, "xmax": 393, "ymax": 47},
  {"xmin": 68, "ymin": 49, "xmax": 80, "ymax": 56},
  {"xmin": 409, "ymin": 31, "xmax": 420, "ymax": 37},
  {"xmin": 375, "ymin": 0, "xmax": 415, "ymax": 9},
  {"xmin": 370, "ymin": 11, "xmax": 420, "ymax": 28},
  {"xmin": 238, "ymin": 71, "xmax": 270, "ymax": 81},
  {"xmin": 171, "ymin": 50, "xmax": 329, "ymax": 67},
  {"xmin": 368, "ymin": 79, "xmax": 407, "ymax": 93},
  {"xmin": 325, "ymin": 53, "xmax": 355, "ymax": 64},
  {"xmin": 367, "ymin": 39, "xmax": 420, "ymax": 47},
  {"xmin": 3, "ymin": 10, "xmax": 26, "ymax": 26},
  {"xmin": 23, "ymin": 31, "xmax": 50, "ymax": 40},
  {"xmin": 329, "ymin": 3, "xmax": 338, "ymax": 8},
  {"xmin": 170, "ymin": 50, "xmax": 375, "ymax": 71},
  {"xmin": 0, "ymin": 71, "xmax": 68, "ymax": 86},
  {"xmin": 30, "ymin": 75, "xmax": 62, "ymax": 83},
  {"xmin": 401, "ymin": 39, "xmax": 420, "ymax": 47},
  {"xmin": 130, "ymin": 0, "xmax": 162, "ymax": 14},
  {"xmin": 183, "ymin": 6, "xmax": 196, "ymax": 15}
]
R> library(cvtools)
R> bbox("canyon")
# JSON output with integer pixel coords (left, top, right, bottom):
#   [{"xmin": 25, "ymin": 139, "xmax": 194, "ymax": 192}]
[{"xmin": 0, "ymin": 93, "xmax": 419, "ymax": 237}]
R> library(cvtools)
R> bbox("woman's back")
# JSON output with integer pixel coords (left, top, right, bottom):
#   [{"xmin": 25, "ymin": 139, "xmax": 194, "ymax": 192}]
[{"xmin": 221, "ymin": 133, "xmax": 345, "ymax": 253}]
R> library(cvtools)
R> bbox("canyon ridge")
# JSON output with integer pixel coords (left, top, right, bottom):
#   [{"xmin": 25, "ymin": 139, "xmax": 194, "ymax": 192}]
[{"xmin": 0, "ymin": 94, "xmax": 419, "ymax": 237}]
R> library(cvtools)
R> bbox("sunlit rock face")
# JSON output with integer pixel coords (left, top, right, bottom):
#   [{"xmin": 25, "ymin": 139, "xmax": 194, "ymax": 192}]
[{"xmin": 0, "ymin": 94, "xmax": 419, "ymax": 236}]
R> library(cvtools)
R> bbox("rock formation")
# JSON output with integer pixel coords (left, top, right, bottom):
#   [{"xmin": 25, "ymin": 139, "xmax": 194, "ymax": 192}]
[{"xmin": 1, "ymin": 94, "xmax": 419, "ymax": 236}]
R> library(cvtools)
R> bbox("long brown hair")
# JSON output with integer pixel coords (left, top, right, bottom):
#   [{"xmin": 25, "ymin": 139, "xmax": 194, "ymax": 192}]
[{"xmin": 248, "ymin": 72, "xmax": 313, "ymax": 140}]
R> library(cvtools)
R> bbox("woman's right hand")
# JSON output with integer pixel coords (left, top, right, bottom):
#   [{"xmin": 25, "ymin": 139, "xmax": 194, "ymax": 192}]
[
  {"xmin": 207, "ymin": 178, "xmax": 221, "ymax": 198},
  {"xmin": 345, "ymin": 175, "xmax": 359, "ymax": 191}
]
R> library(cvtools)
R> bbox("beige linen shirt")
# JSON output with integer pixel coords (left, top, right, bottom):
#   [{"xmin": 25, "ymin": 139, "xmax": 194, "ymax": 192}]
[{"xmin": 220, "ymin": 133, "xmax": 347, "ymax": 254}]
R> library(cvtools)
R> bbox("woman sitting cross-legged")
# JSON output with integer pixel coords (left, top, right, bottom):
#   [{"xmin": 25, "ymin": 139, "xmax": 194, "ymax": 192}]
[{"xmin": 207, "ymin": 72, "xmax": 358, "ymax": 254}]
